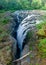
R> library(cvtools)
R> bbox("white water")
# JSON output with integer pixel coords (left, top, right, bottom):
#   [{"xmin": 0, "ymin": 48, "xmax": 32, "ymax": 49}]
[{"xmin": 17, "ymin": 14, "xmax": 42, "ymax": 52}]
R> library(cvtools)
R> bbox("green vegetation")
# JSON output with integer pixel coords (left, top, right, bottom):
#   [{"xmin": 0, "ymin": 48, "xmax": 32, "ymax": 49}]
[
  {"xmin": 36, "ymin": 21, "xmax": 46, "ymax": 29},
  {"xmin": 0, "ymin": 12, "xmax": 11, "ymax": 42},
  {"xmin": 0, "ymin": 0, "xmax": 46, "ymax": 64},
  {"xmin": 0, "ymin": 0, "xmax": 46, "ymax": 12},
  {"xmin": 29, "ymin": 20, "xmax": 46, "ymax": 64},
  {"xmin": 38, "ymin": 38, "xmax": 46, "ymax": 58},
  {"xmin": 36, "ymin": 20, "xmax": 46, "ymax": 58},
  {"xmin": 0, "ymin": 19, "xmax": 9, "ymax": 25}
]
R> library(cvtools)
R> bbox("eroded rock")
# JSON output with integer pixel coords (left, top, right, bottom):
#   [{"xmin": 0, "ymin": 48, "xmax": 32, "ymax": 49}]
[{"xmin": 0, "ymin": 35, "xmax": 17, "ymax": 65}]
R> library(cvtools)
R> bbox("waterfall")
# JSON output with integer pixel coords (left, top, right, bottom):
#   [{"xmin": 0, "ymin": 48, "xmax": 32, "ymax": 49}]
[
  {"xmin": 11, "ymin": 14, "xmax": 42, "ymax": 59},
  {"xmin": 16, "ymin": 14, "xmax": 42, "ymax": 58}
]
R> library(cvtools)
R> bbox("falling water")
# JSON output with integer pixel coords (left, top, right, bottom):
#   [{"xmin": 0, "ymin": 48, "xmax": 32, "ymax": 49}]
[{"xmin": 11, "ymin": 14, "xmax": 43, "ymax": 59}]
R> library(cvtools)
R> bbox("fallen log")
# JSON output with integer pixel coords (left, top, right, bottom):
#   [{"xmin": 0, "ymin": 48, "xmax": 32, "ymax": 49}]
[{"xmin": 13, "ymin": 51, "xmax": 32, "ymax": 62}]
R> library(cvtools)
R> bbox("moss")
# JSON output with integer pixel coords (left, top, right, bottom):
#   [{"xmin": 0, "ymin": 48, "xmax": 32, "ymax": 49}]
[
  {"xmin": 38, "ymin": 38, "xmax": 46, "ymax": 58},
  {"xmin": 36, "ymin": 21, "xmax": 46, "ymax": 29},
  {"xmin": 37, "ymin": 29, "xmax": 46, "ymax": 36}
]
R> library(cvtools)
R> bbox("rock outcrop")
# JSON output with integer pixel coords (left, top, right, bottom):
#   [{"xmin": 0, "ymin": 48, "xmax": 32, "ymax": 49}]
[
  {"xmin": 0, "ymin": 11, "xmax": 17, "ymax": 65},
  {"xmin": 0, "ymin": 35, "xmax": 17, "ymax": 65}
]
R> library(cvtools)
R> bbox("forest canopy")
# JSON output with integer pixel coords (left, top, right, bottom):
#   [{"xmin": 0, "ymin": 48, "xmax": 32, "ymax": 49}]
[{"xmin": 0, "ymin": 0, "xmax": 46, "ymax": 10}]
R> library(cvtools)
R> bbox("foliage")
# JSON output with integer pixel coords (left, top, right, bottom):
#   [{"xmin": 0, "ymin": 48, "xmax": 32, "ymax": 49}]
[
  {"xmin": 31, "ymin": 0, "xmax": 43, "ymax": 9},
  {"xmin": 36, "ymin": 20, "xmax": 46, "ymax": 58},
  {"xmin": 36, "ymin": 21, "xmax": 46, "ymax": 29},
  {"xmin": 0, "ymin": 12, "xmax": 10, "ymax": 42},
  {"xmin": 0, "ymin": 19, "xmax": 9, "ymax": 25},
  {"xmin": 0, "ymin": 0, "xmax": 46, "ymax": 10},
  {"xmin": 38, "ymin": 38, "xmax": 46, "ymax": 58}
]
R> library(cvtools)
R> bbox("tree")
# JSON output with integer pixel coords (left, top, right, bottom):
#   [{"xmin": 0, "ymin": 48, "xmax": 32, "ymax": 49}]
[{"xmin": 31, "ymin": 0, "xmax": 43, "ymax": 9}]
